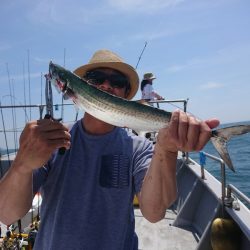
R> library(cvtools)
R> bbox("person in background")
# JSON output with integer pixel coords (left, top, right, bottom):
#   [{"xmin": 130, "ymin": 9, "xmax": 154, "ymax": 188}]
[
  {"xmin": 0, "ymin": 49, "xmax": 219, "ymax": 250},
  {"xmin": 140, "ymin": 72, "xmax": 164, "ymax": 102}
]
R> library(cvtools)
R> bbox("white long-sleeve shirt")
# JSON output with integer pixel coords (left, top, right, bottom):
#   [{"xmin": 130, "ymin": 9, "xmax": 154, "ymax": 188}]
[{"xmin": 141, "ymin": 84, "xmax": 160, "ymax": 100}]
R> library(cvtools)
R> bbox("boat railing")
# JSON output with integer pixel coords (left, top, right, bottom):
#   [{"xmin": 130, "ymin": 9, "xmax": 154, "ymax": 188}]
[
  {"xmin": 148, "ymin": 98, "xmax": 189, "ymax": 112},
  {"xmin": 197, "ymin": 151, "xmax": 249, "ymax": 215},
  {"xmin": 226, "ymin": 184, "xmax": 250, "ymax": 208},
  {"xmin": 148, "ymin": 99, "xmax": 190, "ymax": 158},
  {"xmin": 0, "ymin": 103, "xmax": 74, "ymax": 119}
]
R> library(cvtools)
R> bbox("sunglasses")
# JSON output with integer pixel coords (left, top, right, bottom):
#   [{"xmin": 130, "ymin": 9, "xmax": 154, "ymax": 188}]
[{"xmin": 84, "ymin": 70, "xmax": 129, "ymax": 89}]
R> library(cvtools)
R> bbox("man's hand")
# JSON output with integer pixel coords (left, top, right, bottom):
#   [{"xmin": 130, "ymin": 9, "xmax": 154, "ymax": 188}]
[
  {"xmin": 14, "ymin": 118, "xmax": 71, "ymax": 173},
  {"xmin": 157, "ymin": 110, "xmax": 220, "ymax": 153}
]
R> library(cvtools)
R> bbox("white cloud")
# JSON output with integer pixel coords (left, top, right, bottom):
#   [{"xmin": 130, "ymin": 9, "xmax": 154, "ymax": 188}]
[
  {"xmin": 107, "ymin": 0, "xmax": 185, "ymax": 12},
  {"xmin": 26, "ymin": 0, "xmax": 186, "ymax": 26},
  {"xmin": 167, "ymin": 58, "xmax": 206, "ymax": 72},
  {"xmin": 131, "ymin": 31, "xmax": 172, "ymax": 43},
  {"xmin": 200, "ymin": 81, "xmax": 224, "ymax": 90},
  {"xmin": 167, "ymin": 64, "xmax": 186, "ymax": 72},
  {"xmin": 26, "ymin": 0, "xmax": 98, "ymax": 26},
  {"xmin": 166, "ymin": 43, "xmax": 250, "ymax": 74}
]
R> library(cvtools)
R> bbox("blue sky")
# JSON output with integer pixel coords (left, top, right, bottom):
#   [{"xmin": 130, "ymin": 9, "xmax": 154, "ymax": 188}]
[{"xmin": 0, "ymin": 0, "xmax": 250, "ymax": 127}]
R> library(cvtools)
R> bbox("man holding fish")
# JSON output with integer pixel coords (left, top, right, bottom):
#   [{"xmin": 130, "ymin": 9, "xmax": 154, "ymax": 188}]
[{"xmin": 0, "ymin": 50, "xmax": 219, "ymax": 249}]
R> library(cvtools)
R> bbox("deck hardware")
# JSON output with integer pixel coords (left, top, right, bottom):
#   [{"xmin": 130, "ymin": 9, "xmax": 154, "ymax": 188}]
[{"xmin": 199, "ymin": 151, "xmax": 206, "ymax": 179}]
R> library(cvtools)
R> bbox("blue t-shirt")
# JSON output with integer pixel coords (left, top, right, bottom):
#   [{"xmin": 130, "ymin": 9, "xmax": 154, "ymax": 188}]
[{"xmin": 32, "ymin": 120, "xmax": 153, "ymax": 250}]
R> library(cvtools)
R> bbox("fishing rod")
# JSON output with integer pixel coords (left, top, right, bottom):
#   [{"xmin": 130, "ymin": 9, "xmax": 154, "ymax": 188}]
[
  {"xmin": 61, "ymin": 48, "xmax": 66, "ymax": 122},
  {"xmin": 27, "ymin": 49, "xmax": 32, "ymax": 120},
  {"xmin": 0, "ymin": 101, "xmax": 11, "ymax": 168},
  {"xmin": 23, "ymin": 62, "xmax": 28, "ymax": 123},
  {"xmin": 135, "ymin": 41, "xmax": 148, "ymax": 69},
  {"xmin": 6, "ymin": 65, "xmax": 18, "ymax": 154}
]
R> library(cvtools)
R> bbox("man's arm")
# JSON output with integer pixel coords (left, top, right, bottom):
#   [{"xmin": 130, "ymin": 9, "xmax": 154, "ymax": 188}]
[
  {"xmin": 0, "ymin": 119, "xmax": 71, "ymax": 225},
  {"xmin": 152, "ymin": 91, "xmax": 164, "ymax": 100},
  {"xmin": 138, "ymin": 110, "xmax": 219, "ymax": 223},
  {"xmin": 0, "ymin": 161, "xmax": 33, "ymax": 225}
]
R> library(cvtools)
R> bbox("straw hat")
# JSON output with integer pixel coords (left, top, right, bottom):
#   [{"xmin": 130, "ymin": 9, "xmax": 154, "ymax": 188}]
[
  {"xmin": 74, "ymin": 49, "xmax": 139, "ymax": 100},
  {"xmin": 143, "ymin": 72, "xmax": 156, "ymax": 80}
]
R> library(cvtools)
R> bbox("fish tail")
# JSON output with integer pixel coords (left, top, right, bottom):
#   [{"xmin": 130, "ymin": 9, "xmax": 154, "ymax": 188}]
[{"xmin": 211, "ymin": 125, "xmax": 250, "ymax": 172}]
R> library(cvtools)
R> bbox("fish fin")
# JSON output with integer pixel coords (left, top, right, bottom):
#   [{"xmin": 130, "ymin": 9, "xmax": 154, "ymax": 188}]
[
  {"xmin": 63, "ymin": 87, "xmax": 75, "ymax": 100},
  {"xmin": 210, "ymin": 136, "xmax": 234, "ymax": 172},
  {"xmin": 211, "ymin": 124, "xmax": 250, "ymax": 172}
]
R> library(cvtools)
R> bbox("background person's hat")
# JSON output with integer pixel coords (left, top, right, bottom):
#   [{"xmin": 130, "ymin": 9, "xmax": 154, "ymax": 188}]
[
  {"xmin": 143, "ymin": 72, "xmax": 156, "ymax": 80},
  {"xmin": 74, "ymin": 49, "xmax": 139, "ymax": 100}
]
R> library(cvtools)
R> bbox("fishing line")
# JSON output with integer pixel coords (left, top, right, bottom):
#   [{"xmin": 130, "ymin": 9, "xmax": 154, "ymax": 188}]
[
  {"xmin": 6, "ymin": 64, "xmax": 18, "ymax": 153},
  {"xmin": 135, "ymin": 41, "xmax": 148, "ymax": 69},
  {"xmin": 22, "ymin": 62, "xmax": 28, "ymax": 123},
  {"xmin": 11, "ymin": 80, "xmax": 18, "ymax": 154},
  {"xmin": 165, "ymin": 102, "xmax": 185, "ymax": 111},
  {"xmin": 0, "ymin": 102, "xmax": 11, "ymax": 168},
  {"xmin": 157, "ymin": 99, "xmax": 204, "ymax": 121},
  {"xmin": 61, "ymin": 48, "xmax": 66, "ymax": 122}
]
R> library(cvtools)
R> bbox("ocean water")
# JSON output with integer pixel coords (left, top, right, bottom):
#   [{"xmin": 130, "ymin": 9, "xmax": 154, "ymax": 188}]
[
  {"xmin": 0, "ymin": 148, "xmax": 16, "ymax": 155},
  {"xmin": 190, "ymin": 120, "xmax": 250, "ymax": 201}
]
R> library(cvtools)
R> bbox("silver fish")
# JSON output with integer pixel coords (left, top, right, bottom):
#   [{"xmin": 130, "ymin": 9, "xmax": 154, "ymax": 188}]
[{"xmin": 48, "ymin": 62, "xmax": 250, "ymax": 172}]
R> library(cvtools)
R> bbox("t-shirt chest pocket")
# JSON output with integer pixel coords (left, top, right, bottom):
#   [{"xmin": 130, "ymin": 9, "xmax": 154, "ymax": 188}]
[{"xmin": 99, "ymin": 154, "xmax": 130, "ymax": 189}]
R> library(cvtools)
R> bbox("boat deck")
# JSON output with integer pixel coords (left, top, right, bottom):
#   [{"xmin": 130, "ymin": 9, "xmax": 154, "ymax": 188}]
[
  {"xmin": 135, "ymin": 208, "xmax": 198, "ymax": 250},
  {"xmin": 0, "ymin": 209, "xmax": 198, "ymax": 249}
]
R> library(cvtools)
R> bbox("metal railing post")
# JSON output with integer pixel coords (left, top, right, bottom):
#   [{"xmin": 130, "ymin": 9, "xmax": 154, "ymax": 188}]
[{"xmin": 198, "ymin": 151, "xmax": 227, "ymax": 216}]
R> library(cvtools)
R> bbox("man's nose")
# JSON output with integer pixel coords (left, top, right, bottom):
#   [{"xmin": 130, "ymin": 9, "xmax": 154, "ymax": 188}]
[{"xmin": 98, "ymin": 80, "xmax": 113, "ymax": 91}]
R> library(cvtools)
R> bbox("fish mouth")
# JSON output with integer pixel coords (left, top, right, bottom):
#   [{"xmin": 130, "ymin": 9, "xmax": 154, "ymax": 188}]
[
  {"xmin": 50, "ymin": 75, "xmax": 66, "ymax": 94},
  {"xmin": 49, "ymin": 62, "xmax": 67, "ymax": 94}
]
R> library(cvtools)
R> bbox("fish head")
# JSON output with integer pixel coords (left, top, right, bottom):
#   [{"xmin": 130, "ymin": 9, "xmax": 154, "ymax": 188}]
[
  {"xmin": 49, "ymin": 62, "xmax": 68, "ymax": 92},
  {"xmin": 48, "ymin": 61, "xmax": 74, "ymax": 100}
]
